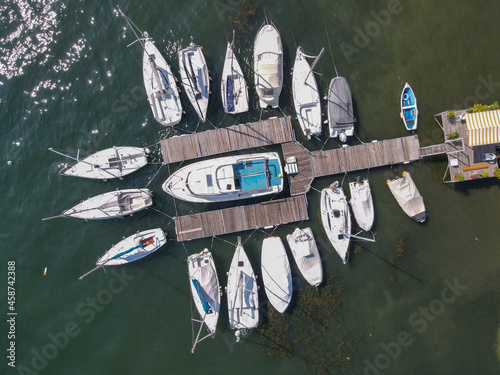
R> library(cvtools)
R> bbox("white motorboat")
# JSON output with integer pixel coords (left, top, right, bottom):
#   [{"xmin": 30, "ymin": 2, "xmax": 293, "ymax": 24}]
[
  {"xmin": 349, "ymin": 177, "xmax": 374, "ymax": 232},
  {"xmin": 400, "ymin": 82, "xmax": 418, "ymax": 131},
  {"xmin": 253, "ymin": 22, "xmax": 283, "ymax": 108},
  {"xmin": 162, "ymin": 152, "xmax": 283, "ymax": 203},
  {"xmin": 142, "ymin": 32, "xmax": 183, "ymax": 126},
  {"xmin": 118, "ymin": 9, "xmax": 182, "ymax": 127},
  {"xmin": 292, "ymin": 46, "xmax": 322, "ymax": 139},
  {"xmin": 46, "ymin": 189, "xmax": 152, "ymax": 221},
  {"xmin": 221, "ymin": 32, "xmax": 249, "ymax": 114},
  {"xmin": 96, "ymin": 228, "xmax": 166, "ymax": 266},
  {"xmin": 188, "ymin": 249, "xmax": 221, "ymax": 352},
  {"xmin": 286, "ymin": 227, "xmax": 323, "ymax": 287},
  {"xmin": 178, "ymin": 37, "xmax": 210, "ymax": 122},
  {"xmin": 387, "ymin": 171, "xmax": 426, "ymax": 222},
  {"xmin": 226, "ymin": 237, "xmax": 259, "ymax": 340},
  {"xmin": 53, "ymin": 146, "xmax": 149, "ymax": 180},
  {"xmin": 326, "ymin": 76, "xmax": 355, "ymax": 141},
  {"xmin": 261, "ymin": 236, "xmax": 292, "ymax": 313},
  {"xmin": 320, "ymin": 181, "xmax": 352, "ymax": 264}
]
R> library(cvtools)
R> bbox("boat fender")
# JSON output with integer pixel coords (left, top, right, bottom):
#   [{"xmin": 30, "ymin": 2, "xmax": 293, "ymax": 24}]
[{"xmin": 235, "ymin": 330, "xmax": 241, "ymax": 343}]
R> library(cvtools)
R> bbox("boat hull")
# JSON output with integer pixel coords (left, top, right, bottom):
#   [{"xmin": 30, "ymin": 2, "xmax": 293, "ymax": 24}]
[
  {"xmin": 60, "ymin": 146, "xmax": 148, "ymax": 179},
  {"xmin": 142, "ymin": 34, "xmax": 182, "ymax": 127},
  {"xmin": 254, "ymin": 23, "xmax": 283, "ymax": 108},
  {"xmin": 292, "ymin": 47, "xmax": 321, "ymax": 139},
  {"xmin": 96, "ymin": 228, "xmax": 166, "ymax": 266},
  {"xmin": 400, "ymin": 82, "xmax": 418, "ymax": 131},
  {"xmin": 188, "ymin": 249, "xmax": 220, "ymax": 334},
  {"xmin": 261, "ymin": 237, "xmax": 292, "ymax": 313},
  {"xmin": 162, "ymin": 152, "xmax": 283, "ymax": 203},
  {"xmin": 178, "ymin": 41, "xmax": 209, "ymax": 122},
  {"xmin": 62, "ymin": 189, "xmax": 152, "ymax": 220},
  {"xmin": 320, "ymin": 184, "xmax": 351, "ymax": 264},
  {"xmin": 327, "ymin": 77, "xmax": 355, "ymax": 139},
  {"xmin": 349, "ymin": 179, "xmax": 374, "ymax": 231},
  {"xmin": 227, "ymin": 239, "xmax": 259, "ymax": 330},
  {"xmin": 286, "ymin": 227, "xmax": 323, "ymax": 287},
  {"xmin": 221, "ymin": 42, "xmax": 249, "ymax": 114}
]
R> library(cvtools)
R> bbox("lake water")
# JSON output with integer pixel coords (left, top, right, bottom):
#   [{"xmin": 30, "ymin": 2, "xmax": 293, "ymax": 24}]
[{"xmin": 1, "ymin": 1, "xmax": 499, "ymax": 374}]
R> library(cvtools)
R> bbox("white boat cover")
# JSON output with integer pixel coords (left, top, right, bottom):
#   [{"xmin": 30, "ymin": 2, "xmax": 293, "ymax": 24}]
[
  {"xmin": 286, "ymin": 228, "xmax": 323, "ymax": 287},
  {"xmin": 61, "ymin": 189, "xmax": 152, "ymax": 220},
  {"xmin": 349, "ymin": 179, "xmax": 374, "ymax": 231},
  {"xmin": 320, "ymin": 184, "xmax": 352, "ymax": 264},
  {"xmin": 60, "ymin": 146, "xmax": 148, "ymax": 180},
  {"xmin": 227, "ymin": 239, "xmax": 259, "ymax": 331},
  {"xmin": 261, "ymin": 237, "xmax": 292, "ymax": 313},
  {"xmin": 142, "ymin": 33, "xmax": 182, "ymax": 126},
  {"xmin": 292, "ymin": 47, "xmax": 322, "ymax": 139},
  {"xmin": 188, "ymin": 249, "xmax": 220, "ymax": 334},
  {"xmin": 96, "ymin": 228, "xmax": 166, "ymax": 266},
  {"xmin": 387, "ymin": 171, "xmax": 426, "ymax": 222}
]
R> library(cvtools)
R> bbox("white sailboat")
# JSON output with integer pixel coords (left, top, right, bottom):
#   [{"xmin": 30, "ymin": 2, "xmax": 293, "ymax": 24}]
[
  {"xmin": 118, "ymin": 9, "xmax": 182, "ymax": 127},
  {"xmin": 387, "ymin": 171, "xmax": 426, "ymax": 222},
  {"xmin": 78, "ymin": 228, "xmax": 167, "ymax": 280},
  {"xmin": 320, "ymin": 181, "xmax": 352, "ymax": 264},
  {"xmin": 226, "ymin": 237, "xmax": 259, "ymax": 342},
  {"xmin": 178, "ymin": 36, "xmax": 210, "ymax": 122},
  {"xmin": 261, "ymin": 236, "xmax": 292, "ymax": 313},
  {"xmin": 221, "ymin": 31, "xmax": 249, "ymax": 114},
  {"xmin": 254, "ymin": 22, "xmax": 283, "ymax": 108},
  {"xmin": 44, "ymin": 189, "xmax": 152, "ymax": 221},
  {"xmin": 188, "ymin": 249, "xmax": 221, "ymax": 353},
  {"xmin": 292, "ymin": 47, "xmax": 323, "ymax": 139},
  {"xmin": 326, "ymin": 76, "xmax": 355, "ymax": 141},
  {"xmin": 349, "ymin": 177, "xmax": 375, "ymax": 232},
  {"xmin": 286, "ymin": 227, "xmax": 323, "ymax": 287},
  {"xmin": 162, "ymin": 152, "xmax": 283, "ymax": 203},
  {"xmin": 51, "ymin": 147, "xmax": 149, "ymax": 180}
]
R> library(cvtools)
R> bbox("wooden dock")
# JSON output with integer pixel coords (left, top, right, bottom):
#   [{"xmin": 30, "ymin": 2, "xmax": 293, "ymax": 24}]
[
  {"xmin": 174, "ymin": 196, "xmax": 308, "ymax": 241},
  {"xmin": 282, "ymin": 135, "xmax": 422, "ymax": 195},
  {"xmin": 160, "ymin": 116, "xmax": 294, "ymax": 164}
]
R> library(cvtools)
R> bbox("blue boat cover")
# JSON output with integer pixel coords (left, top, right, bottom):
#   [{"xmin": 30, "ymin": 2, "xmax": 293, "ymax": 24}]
[
  {"xmin": 226, "ymin": 76, "xmax": 235, "ymax": 112},
  {"xmin": 192, "ymin": 279, "xmax": 211, "ymax": 313}
]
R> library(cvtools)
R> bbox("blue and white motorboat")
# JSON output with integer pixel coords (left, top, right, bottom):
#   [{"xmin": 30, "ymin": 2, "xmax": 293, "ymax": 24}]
[
  {"xmin": 162, "ymin": 152, "xmax": 283, "ymax": 203},
  {"xmin": 400, "ymin": 82, "xmax": 418, "ymax": 131}
]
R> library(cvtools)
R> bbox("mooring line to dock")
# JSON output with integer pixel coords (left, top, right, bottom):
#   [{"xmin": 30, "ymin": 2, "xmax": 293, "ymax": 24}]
[
  {"xmin": 243, "ymin": 228, "xmax": 258, "ymax": 245},
  {"xmin": 206, "ymin": 118, "xmax": 217, "ymax": 130},
  {"xmin": 353, "ymin": 132, "xmax": 365, "ymax": 145},
  {"xmin": 216, "ymin": 113, "xmax": 228, "ymax": 128},
  {"xmin": 148, "ymin": 206, "xmax": 174, "ymax": 220},
  {"xmin": 324, "ymin": 25, "xmax": 338, "ymax": 77},
  {"xmin": 144, "ymin": 163, "xmax": 164, "ymax": 188},
  {"xmin": 212, "ymin": 235, "xmax": 236, "ymax": 247}
]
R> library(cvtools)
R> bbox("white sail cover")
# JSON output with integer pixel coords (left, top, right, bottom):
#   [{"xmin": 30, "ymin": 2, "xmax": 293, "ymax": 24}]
[
  {"xmin": 188, "ymin": 249, "xmax": 220, "ymax": 334},
  {"xmin": 261, "ymin": 237, "xmax": 292, "ymax": 313},
  {"xmin": 227, "ymin": 240, "xmax": 259, "ymax": 330},
  {"xmin": 286, "ymin": 228, "xmax": 323, "ymax": 287},
  {"xmin": 387, "ymin": 172, "xmax": 426, "ymax": 222}
]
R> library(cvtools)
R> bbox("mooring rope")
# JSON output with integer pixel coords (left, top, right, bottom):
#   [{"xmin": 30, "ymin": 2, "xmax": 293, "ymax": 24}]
[{"xmin": 144, "ymin": 163, "xmax": 164, "ymax": 188}]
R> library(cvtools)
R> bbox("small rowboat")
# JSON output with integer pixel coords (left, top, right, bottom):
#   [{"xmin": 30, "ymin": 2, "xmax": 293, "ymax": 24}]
[{"xmin": 400, "ymin": 82, "xmax": 418, "ymax": 131}]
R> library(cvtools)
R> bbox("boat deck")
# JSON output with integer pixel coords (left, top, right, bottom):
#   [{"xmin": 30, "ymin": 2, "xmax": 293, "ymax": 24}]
[
  {"xmin": 174, "ymin": 195, "xmax": 308, "ymax": 241},
  {"xmin": 160, "ymin": 116, "xmax": 293, "ymax": 164}
]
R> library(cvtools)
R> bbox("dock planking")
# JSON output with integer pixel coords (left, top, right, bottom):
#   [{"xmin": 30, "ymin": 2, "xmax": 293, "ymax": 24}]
[
  {"xmin": 174, "ymin": 195, "xmax": 309, "ymax": 241},
  {"xmin": 160, "ymin": 116, "xmax": 294, "ymax": 164}
]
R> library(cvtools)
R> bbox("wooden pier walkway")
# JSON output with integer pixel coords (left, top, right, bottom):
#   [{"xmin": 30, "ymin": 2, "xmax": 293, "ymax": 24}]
[
  {"xmin": 160, "ymin": 116, "xmax": 293, "ymax": 164},
  {"xmin": 174, "ymin": 195, "xmax": 308, "ymax": 241},
  {"xmin": 283, "ymin": 135, "xmax": 422, "ymax": 195}
]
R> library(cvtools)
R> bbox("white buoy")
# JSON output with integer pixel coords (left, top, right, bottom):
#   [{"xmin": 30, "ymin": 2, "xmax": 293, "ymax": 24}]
[
  {"xmin": 235, "ymin": 330, "xmax": 241, "ymax": 343},
  {"xmin": 43, "ymin": 267, "xmax": 47, "ymax": 276},
  {"xmin": 7, "ymin": 161, "xmax": 12, "ymax": 165}
]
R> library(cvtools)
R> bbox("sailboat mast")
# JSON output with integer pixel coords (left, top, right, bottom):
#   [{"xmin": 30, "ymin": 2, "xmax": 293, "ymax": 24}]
[{"xmin": 304, "ymin": 47, "xmax": 324, "ymax": 84}]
